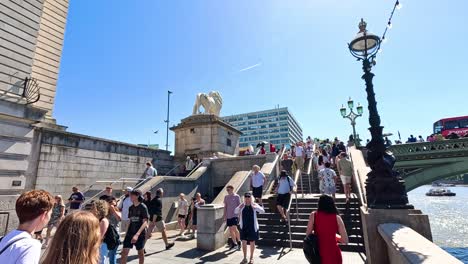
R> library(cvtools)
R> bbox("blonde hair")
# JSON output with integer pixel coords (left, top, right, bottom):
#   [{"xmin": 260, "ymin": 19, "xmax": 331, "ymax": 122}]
[
  {"xmin": 179, "ymin": 193, "xmax": 187, "ymax": 202},
  {"xmin": 55, "ymin": 195, "xmax": 65, "ymax": 207},
  {"xmin": 41, "ymin": 211, "xmax": 100, "ymax": 264},
  {"xmin": 91, "ymin": 200, "xmax": 108, "ymax": 220}
]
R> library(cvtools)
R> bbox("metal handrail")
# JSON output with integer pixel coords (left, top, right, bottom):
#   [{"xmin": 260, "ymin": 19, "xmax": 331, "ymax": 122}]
[
  {"xmin": 164, "ymin": 163, "xmax": 183, "ymax": 176},
  {"xmin": 79, "ymin": 177, "xmax": 140, "ymax": 209},
  {"xmin": 286, "ymin": 168, "xmax": 301, "ymax": 250},
  {"xmin": 186, "ymin": 161, "xmax": 204, "ymax": 177}
]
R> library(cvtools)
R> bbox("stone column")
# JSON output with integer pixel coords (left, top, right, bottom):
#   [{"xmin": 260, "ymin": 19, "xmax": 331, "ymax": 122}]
[
  {"xmin": 361, "ymin": 207, "xmax": 432, "ymax": 264},
  {"xmin": 196, "ymin": 204, "xmax": 225, "ymax": 251}
]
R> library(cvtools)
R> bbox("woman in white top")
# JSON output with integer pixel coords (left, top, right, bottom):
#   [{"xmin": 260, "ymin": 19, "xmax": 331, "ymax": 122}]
[
  {"xmin": 177, "ymin": 193, "xmax": 189, "ymax": 237},
  {"xmin": 235, "ymin": 193, "xmax": 265, "ymax": 264}
]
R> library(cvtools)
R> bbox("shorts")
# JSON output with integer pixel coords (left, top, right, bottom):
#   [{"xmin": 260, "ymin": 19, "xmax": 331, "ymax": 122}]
[
  {"xmin": 178, "ymin": 214, "xmax": 186, "ymax": 219},
  {"xmin": 323, "ymin": 185, "xmax": 336, "ymax": 195},
  {"xmin": 155, "ymin": 220, "xmax": 166, "ymax": 231},
  {"xmin": 192, "ymin": 214, "xmax": 198, "ymax": 226},
  {"xmin": 226, "ymin": 217, "xmax": 238, "ymax": 227},
  {"xmin": 340, "ymin": 175, "xmax": 352, "ymax": 184},
  {"xmin": 276, "ymin": 193, "xmax": 291, "ymax": 209},
  {"xmin": 123, "ymin": 232, "xmax": 146, "ymax": 250},
  {"xmin": 240, "ymin": 229, "xmax": 259, "ymax": 242},
  {"xmin": 252, "ymin": 186, "xmax": 263, "ymax": 199}
]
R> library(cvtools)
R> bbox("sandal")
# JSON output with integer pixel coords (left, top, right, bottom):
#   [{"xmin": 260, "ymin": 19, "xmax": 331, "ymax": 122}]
[{"xmin": 249, "ymin": 259, "xmax": 254, "ymax": 264}]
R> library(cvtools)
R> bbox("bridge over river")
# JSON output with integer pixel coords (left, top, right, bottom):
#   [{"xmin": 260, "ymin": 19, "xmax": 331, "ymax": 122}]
[{"xmin": 390, "ymin": 138, "xmax": 468, "ymax": 191}]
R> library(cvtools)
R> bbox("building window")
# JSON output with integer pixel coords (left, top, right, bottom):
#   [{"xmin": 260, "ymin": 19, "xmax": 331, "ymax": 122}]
[
  {"xmin": 248, "ymin": 114, "xmax": 257, "ymax": 119},
  {"xmin": 227, "ymin": 138, "xmax": 232, "ymax": 147}
]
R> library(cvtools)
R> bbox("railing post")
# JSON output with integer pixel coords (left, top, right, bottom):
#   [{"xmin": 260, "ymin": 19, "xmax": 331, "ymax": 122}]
[
  {"xmin": 301, "ymin": 172, "xmax": 304, "ymax": 198},
  {"xmin": 287, "ymin": 210, "xmax": 292, "ymax": 250},
  {"xmin": 295, "ymin": 192, "xmax": 299, "ymax": 221}
]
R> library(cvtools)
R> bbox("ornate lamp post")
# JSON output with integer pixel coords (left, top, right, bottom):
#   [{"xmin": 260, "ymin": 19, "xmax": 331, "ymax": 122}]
[
  {"xmin": 348, "ymin": 19, "xmax": 412, "ymax": 209},
  {"xmin": 340, "ymin": 98, "xmax": 363, "ymax": 146}
]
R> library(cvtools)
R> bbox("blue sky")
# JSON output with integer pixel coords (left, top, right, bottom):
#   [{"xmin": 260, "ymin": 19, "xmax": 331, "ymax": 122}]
[{"xmin": 54, "ymin": 0, "xmax": 468, "ymax": 152}]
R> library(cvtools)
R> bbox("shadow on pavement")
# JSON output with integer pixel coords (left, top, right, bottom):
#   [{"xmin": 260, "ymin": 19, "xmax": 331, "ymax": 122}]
[{"xmin": 175, "ymin": 248, "xmax": 237, "ymax": 263}]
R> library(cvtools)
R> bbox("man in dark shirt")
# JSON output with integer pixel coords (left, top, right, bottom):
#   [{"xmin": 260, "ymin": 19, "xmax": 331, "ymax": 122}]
[
  {"xmin": 68, "ymin": 186, "xmax": 84, "ymax": 211},
  {"xmin": 120, "ymin": 189, "xmax": 149, "ymax": 264},
  {"xmin": 147, "ymin": 188, "xmax": 174, "ymax": 250}
]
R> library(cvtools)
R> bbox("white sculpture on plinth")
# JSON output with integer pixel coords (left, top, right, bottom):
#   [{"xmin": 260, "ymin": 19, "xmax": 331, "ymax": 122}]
[{"xmin": 192, "ymin": 91, "xmax": 223, "ymax": 116}]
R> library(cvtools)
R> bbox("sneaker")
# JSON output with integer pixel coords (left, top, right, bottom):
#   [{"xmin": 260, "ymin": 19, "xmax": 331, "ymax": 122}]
[
  {"xmin": 237, "ymin": 242, "xmax": 241, "ymax": 250},
  {"xmin": 230, "ymin": 242, "xmax": 236, "ymax": 249},
  {"xmin": 180, "ymin": 235, "xmax": 188, "ymax": 239},
  {"xmin": 166, "ymin": 242, "xmax": 175, "ymax": 250},
  {"xmin": 240, "ymin": 258, "xmax": 248, "ymax": 264}
]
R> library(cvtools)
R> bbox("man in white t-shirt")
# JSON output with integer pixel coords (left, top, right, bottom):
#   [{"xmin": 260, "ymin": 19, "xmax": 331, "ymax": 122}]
[
  {"xmin": 142, "ymin": 162, "xmax": 157, "ymax": 179},
  {"xmin": 118, "ymin": 187, "xmax": 134, "ymax": 233},
  {"xmin": 250, "ymin": 165, "xmax": 266, "ymax": 205},
  {"xmin": 294, "ymin": 142, "xmax": 306, "ymax": 171},
  {"xmin": 0, "ymin": 190, "xmax": 54, "ymax": 264}
]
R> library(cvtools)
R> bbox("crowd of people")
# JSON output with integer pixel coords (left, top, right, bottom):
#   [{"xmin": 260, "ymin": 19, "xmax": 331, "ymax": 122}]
[
  {"xmin": 0, "ymin": 171, "xmax": 214, "ymax": 264},
  {"xmin": 0, "ymin": 147, "xmax": 356, "ymax": 264}
]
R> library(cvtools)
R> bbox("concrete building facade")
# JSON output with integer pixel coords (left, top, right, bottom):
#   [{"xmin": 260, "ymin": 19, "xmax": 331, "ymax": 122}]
[{"xmin": 222, "ymin": 107, "xmax": 303, "ymax": 148}]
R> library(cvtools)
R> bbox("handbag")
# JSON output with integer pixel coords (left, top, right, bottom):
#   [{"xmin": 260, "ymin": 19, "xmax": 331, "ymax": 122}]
[{"xmin": 303, "ymin": 212, "xmax": 321, "ymax": 264}]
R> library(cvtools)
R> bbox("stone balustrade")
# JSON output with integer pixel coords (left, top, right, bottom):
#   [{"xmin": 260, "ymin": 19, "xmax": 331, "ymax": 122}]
[{"xmin": 378, "ymin": 223, "xmax": 462, "ymax": 264}]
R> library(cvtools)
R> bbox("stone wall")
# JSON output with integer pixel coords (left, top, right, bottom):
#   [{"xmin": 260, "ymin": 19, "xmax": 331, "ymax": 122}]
[
  {"xmin": 30, "ymin": 0, "xmax": 69, "ymax": 118},
  {"xmin": 209, "ymin": 155, "xmax": 267, "ymax": 188},
  {"xmin": 34, "ymin": 129, "xmax": 173, "ymax": 198}
]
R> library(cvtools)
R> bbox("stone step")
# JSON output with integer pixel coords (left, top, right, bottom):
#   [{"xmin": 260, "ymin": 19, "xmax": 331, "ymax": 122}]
[{"xmin": 257, "ymin": 238, "xmax": 365, "ymax": 252}]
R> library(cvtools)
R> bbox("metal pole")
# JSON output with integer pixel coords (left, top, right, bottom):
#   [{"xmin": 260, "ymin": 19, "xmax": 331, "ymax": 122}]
[
  {"xmin": 165, "ymin": 91, "xmax": 172, "ymax": 151},
  {"xmin": 351, "ymin": 121, "xmax": 358, "ymax": 147}
]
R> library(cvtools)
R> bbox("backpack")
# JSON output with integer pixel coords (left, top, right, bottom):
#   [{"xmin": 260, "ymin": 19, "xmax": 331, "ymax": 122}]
[{"xmin": 103, "ymin": 224, "xmax": 120, "ymax": 250}]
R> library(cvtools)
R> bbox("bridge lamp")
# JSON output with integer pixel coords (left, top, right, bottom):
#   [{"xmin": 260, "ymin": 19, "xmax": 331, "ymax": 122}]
[
  {"xmin": 339, "ymin": 98, "xmax": 363, "ymax": 147},
  {"xmin": 348, "ymin": 19, "xmax": 412, "ymax": 209}
]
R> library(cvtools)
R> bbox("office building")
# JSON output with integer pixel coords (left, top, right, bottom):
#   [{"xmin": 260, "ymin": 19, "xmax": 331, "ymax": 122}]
[{"xmin": 223, "ymin": 107, "xmax": 303, "ymax": 148}]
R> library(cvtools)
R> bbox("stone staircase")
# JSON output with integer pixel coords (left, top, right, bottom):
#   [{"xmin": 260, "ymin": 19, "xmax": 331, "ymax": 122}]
[{"xmin": 257, "ymin": 194, "xmax": 365, "ymax": 253}]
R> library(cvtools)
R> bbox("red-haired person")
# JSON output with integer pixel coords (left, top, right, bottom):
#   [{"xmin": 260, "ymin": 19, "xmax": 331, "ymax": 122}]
[{"xmin": 0, "ymin": 190, "xmax": 54, "ymax": 264}]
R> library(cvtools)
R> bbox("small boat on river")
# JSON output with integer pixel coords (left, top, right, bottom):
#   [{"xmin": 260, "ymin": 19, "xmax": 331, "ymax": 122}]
[{"xmin": 426, "ymin": 188, "xmax": 456, "ymax": 197}]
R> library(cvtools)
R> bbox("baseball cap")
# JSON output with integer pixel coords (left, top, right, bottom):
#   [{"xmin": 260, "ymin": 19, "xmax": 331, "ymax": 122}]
[
  {"xmin": 244, "ymin": 192, "xmax": 252, "ymax": 198},
  {"xmin": 126, "ymin": 187, "xmax": 133, "ymax": 192}
]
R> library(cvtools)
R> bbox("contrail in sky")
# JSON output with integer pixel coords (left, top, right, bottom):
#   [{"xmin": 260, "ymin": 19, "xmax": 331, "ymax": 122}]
[{"xmin": 238, "ymin": 62, "xmax": 262, "ymax": 72}]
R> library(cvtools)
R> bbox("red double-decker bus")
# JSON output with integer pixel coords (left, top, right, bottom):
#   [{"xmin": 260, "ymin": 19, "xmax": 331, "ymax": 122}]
[{"xmin": 433, "ymin": 116, "xmax": 468, "ymax": 138}]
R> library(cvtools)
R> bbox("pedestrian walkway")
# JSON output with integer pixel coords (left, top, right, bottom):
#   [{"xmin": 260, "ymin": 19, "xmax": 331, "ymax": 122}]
[{"xmin": 122, "ymin": 230, "xmax": 365, "ymax": 264}]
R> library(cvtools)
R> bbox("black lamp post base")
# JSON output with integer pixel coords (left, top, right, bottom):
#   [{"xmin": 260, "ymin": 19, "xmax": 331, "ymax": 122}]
[{"xmin": 365, "ymin": 150, "xmax": 414, "ymax": 209}]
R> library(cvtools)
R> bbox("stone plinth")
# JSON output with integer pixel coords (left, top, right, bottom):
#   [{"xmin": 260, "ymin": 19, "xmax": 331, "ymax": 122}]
[
  {"xmin": 196, "ymin": 204, "xmax": 225, "ymax": 251},
  {"xmin": 171, "ymin": 115, "xmax": 241, "ymax": 159},
  {"xmin": 361, "ymin": 207, "xmax": 432, "ymax": 264}
]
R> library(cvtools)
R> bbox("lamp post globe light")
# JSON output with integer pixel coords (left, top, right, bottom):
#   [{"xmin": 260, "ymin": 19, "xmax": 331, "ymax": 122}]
[
  {"xmin": 348, "ymin": 19, "xmax": 412, "ymax": 209},
  {"xmin": 340, "ymin": 98, "xmax": 364, "ymax": 147}
]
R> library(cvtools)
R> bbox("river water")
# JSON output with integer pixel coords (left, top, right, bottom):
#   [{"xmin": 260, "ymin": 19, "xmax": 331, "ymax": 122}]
[{"xmin": 408, "ymin": 186, "xmax": 468, "ymax": 263}]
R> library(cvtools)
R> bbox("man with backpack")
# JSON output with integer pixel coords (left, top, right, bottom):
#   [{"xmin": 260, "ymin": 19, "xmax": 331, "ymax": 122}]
[
  {"xmin": 0, "ymin": 190, "xmax": 54, "ymax": 264},
  {"xmin": 275, "ymin": 170, "xmax": 296, "ymax": 223}
]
